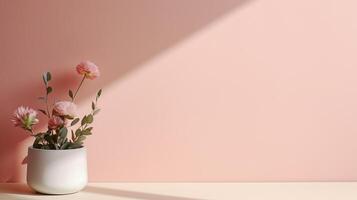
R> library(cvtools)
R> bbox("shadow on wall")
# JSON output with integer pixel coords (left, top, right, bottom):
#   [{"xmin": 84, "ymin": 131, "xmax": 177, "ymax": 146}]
[{"xmin": 0, "ymin": 0, "xmax": 251, "ymax": 182}]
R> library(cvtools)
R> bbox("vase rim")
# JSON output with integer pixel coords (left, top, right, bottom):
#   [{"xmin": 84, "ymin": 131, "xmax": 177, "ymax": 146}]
[{"xmin": 28, "ymin": 146, "xmax": 86, "ymax": 151}]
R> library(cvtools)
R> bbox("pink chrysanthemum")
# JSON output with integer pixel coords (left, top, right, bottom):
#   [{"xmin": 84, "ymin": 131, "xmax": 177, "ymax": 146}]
[
  {"xmin": 76, "ymin": 61, "xmax": 100, "ymax": 80},
  {"xmin": 53, "ymin": 101, "xmax": 77, "ymax": 119},
  {"xmin": 48, "ymin": 116, "xmax": 66, "ymax": 130},
  {"xmin": 12, "ymin": 106, "xmax": 39, "ymax": 130}
]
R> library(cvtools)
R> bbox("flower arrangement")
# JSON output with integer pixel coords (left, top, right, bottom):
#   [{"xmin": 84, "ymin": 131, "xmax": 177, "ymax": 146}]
[{"xmin": 12, "ymin": 61, "xmax": 102, "ymax": 150}]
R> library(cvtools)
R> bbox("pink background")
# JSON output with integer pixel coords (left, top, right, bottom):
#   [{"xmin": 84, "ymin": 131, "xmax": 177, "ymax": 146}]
[{"xmin": 1, "ymin": 0, "xmax": 357, "ymax": 182}]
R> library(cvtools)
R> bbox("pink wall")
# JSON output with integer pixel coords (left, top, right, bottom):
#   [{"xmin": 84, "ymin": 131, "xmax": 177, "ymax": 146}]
[{"xmin": 1, "ymin": 0, "xmax": 357, "ymax": 182}]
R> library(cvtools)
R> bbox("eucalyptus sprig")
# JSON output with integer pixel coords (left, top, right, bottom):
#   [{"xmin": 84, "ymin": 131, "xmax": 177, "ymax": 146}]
[
  {"xmin": 38, "ymin": 72, "xmax": 52, "ymax": 118},
  {"xmin": 67, "ymin": 89, "xmax": 102, "ymax": 149}
]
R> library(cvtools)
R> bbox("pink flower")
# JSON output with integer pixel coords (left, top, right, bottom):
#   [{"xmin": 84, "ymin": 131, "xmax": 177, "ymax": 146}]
[
  {"xmin": 76, "ymin": 61, "xmax": 100, "ymax": 80},
  {"xmin": 53, "ymin": 101, "xmax": 77, "ymax": 119},
  {"xmin": 48, "ymin": 116, "xmax": 66, "ymax": 130},
  {"xmin": 12, "ymin": 106, "xmax": 39, "ymax": 130}
]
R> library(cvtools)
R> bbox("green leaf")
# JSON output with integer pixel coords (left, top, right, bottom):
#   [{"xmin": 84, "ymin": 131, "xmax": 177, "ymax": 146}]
[
  {"xmin": 46, "ymin": 72, "xmax": 52, "ymax": 82},
  {"xmin": 58, "ymin": 127, "xmax": 68, "ymax": 146},
  {"xmin": 59, "ymin": 127, "xmax": 68, "ymax": 139},
  {"xmin": 71, "ymin": 130, "xmax": 75, "ymax": 141},
  {"xmin": 44, "ymin": 133, "xmax": 58, "ymax": 150},
  {"xmin": 93, "ymin": 109, "xmax": 101, "ymax": 115},
  {"xmin": 46, "ymin": 86, "xmax": 53, "ymax": 94},
  {"xmin": 81, "ymin": 115, "xmax": 87, "ymax": 126},
  {"xmin": 42, "ymin": 73, "xmax": 48, "ymax": 85},
  {"xmin": 38, "ymin": 109, "xmax": 47, "ymax": 116},
  {"xmin": 52, "ymin": 132, "xmax": 58, "ymax": 143},
  {"xmin": 44, "ymin": 134, "xmax": 52, "ymax": 143},
  {"xmin": 33, "ymin": 136, "xmax": 41, "ymax": 144},
  {"xmin": 96, "ymin": 89, "xmax": 102, "ymax": 101},
  {"xmin": 33, "ymin": 137, "xmax": 42, "ymax": 149},
  {"xmin": 68, "ymin": 142, "xmax": 82, "ymax": 149},
  {"xmin": 76, "ymin": 135, "xmax": 86, "ymax": 143},
  {"xmin": 82, "ymin": 127, "xmax": 93, "ymax": 135},
  {"xmin": 75, "ymin": 129, "xmax": 82, "ymax": 137},
  {"xmin": 71, "ymin": 118, "xmax": 80, "ymax": 126},
  {"xmin": 69, "ymin": 90, "xmax": 74, "ymax": 100},
  {"xmin": 60, "ymin": 141, "xmax": 70, "ymax": 149},
  {"xmin": 86, "ymin": 114, "xmax": 93, "ymax": 124},
  {"xmin": 33, "ymin": 143, "xmax": 42, "ymax": 149},
  {"xmin": 81, "ymin": 114, "xmax": 93, "ymax": 125},
  {"xmin": 82, "ymin": 131, "xmax": 92, "ymax": 136},
  {"xmin": 91, "ymin": 101, "xmax": 95, "ymax": 110}
]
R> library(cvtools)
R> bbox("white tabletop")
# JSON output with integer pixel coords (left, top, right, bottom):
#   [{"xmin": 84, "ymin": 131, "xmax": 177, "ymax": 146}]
[{"xmin": 0, "ymin": 182, "xmax": 356, "ymax": 200}]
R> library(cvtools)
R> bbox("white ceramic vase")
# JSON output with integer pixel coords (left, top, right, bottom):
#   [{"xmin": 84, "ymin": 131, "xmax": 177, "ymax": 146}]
[{"xmin": 27, "ymin": 146, "xmax": 88, "ymax": 194}]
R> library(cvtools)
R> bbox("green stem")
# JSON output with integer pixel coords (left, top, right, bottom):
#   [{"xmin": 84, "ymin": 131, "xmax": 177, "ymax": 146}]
[
  {"xmin": 42, "ymin": 81, "xmax": 51, "ymax": 118},
  {"xmin": 72, "ymin": 75, "xmax": 86, "ymax": 102},
  {"xmin": 45, "ymin": 93, "xmax": 51, "ymax": 118}
]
